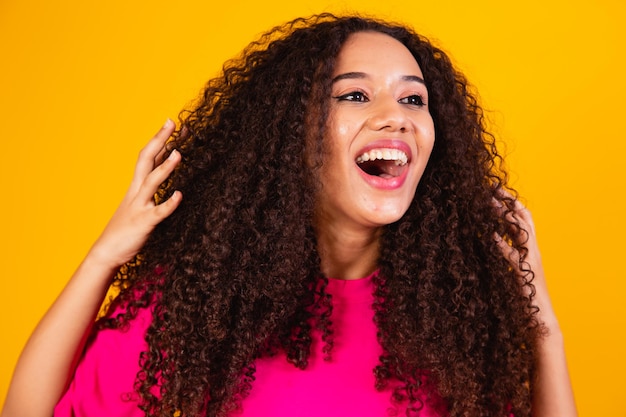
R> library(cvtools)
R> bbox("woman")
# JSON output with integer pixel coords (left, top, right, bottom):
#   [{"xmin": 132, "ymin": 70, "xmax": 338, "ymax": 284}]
[{"xmin": 2, "ymin": 14, "xmax": 576, "ymax": 417}]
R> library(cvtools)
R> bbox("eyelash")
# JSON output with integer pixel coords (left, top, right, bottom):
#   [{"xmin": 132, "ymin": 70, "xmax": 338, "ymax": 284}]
[
  {"xmin": 399, "ymin": 95, "xmax": 425, "ymax": 106},
  {"xmin": 333, "ymin": 91, "xmax": 426, "ymax": 107},
  {"xmin": 334, "ymin": 91, "xmax": 368, "ymax": 102}
]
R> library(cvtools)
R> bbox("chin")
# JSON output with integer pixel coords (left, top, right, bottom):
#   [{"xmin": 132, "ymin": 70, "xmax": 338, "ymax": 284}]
[{"xmin": 366, "ymin": 205, "xmax": 410, "ymax": 226}]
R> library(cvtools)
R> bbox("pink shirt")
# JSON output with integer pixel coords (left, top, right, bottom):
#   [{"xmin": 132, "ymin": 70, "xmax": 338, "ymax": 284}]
[{"xmin": 55, "ymin": 273, "xmax": 444, "ymax": 416}]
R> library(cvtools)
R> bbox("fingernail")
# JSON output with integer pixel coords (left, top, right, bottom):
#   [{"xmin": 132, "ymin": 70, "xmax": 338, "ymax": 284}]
[
  {"xmin": 163, "ymin": 118, "xmax": 173, "ymax": 128},
  {"xmin": 168, "ymin": 149, "xmax": 179, "ymax": 159}
]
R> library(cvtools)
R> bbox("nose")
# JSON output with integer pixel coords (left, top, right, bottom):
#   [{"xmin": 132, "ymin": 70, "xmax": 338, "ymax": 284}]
[{"xmin": 366, "ymin": 97, "xmax": 409, "ymax": 132}]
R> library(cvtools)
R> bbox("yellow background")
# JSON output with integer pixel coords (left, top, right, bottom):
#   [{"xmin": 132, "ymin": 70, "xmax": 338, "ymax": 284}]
[{"xmin": 1, "ymin": 0, "xmax": 624, "ymax": 415}]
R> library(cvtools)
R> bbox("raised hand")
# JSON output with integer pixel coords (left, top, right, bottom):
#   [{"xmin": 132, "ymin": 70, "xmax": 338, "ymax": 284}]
[
  {"xmin": 88, "ymin": 119, "xmax": 182, "ymax": 271},
  {"xmin": 494, "ymin": 193, "xmax": 577, "ymax": 416},
  {"xmin": 1, "ymin": 120, "xmax": 183, "ymax": 417},
  {"xmin": 494, "ymin": 196, "xmax": 557, "ymax": 329}
]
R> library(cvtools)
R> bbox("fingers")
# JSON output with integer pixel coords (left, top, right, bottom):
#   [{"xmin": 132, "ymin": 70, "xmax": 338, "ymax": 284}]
[
  {"xmin": 135, "ymin": 148, "xmax": 182, "ymax": 205},
  {"xmin": 494, "ymin": 232, "xmax": 518, "ymax": 266},
  {"xmin": 492, "ymin": 188, "xmax": 530, "ymax": 258},
  {"xmin": 130, "ymin": 119, "xmax": 177, "ymax": 193},
  {"xmin": 153, "ymin": 190, "xmax": 183, "ymax": 221},
  {"xmin": 85, "ymin": 121, "xmax": 184, "ymax": 269},
  {"xmin": 492, "ymin": 189, "xmax": 535, "ymax": 241},
  {"xmin": 492, "ymin": 190, "xmax": 544, "ymax": 280},
  {"xmin": 121, "ymin": 119, "xmax": 183, "ymax": 226}
]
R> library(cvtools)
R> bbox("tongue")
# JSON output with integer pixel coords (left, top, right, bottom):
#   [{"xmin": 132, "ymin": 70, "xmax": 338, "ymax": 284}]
[{"xmin": 358, "ymin": 160, "xmax": 403, "ymax": 177}]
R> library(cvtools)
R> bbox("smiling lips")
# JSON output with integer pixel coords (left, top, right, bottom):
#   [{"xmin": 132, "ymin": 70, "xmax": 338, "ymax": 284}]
[{"xmin": 355, "ymin": 142, "xmax": 412, "ymax": 189}]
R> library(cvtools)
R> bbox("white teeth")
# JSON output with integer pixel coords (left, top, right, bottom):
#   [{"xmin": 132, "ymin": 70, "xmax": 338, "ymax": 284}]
[{"xmin": 356, "ymin": 148, "xmax": 408, "ymax": 166}]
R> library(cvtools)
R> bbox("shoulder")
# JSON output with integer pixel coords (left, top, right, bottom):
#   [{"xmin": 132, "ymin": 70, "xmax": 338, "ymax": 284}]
[{"xmin": 54, "ymin": 303, "xmax": 153, "ymax": 417}]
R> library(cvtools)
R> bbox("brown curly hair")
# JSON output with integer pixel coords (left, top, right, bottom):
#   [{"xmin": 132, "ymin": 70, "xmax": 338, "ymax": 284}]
[{"xmin": 99, "ymin": 13, "xmax": 540, "ymax": 417}]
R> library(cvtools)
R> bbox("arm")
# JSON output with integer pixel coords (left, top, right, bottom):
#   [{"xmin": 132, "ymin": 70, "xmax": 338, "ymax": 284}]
[
  {"xmin": 497, "ymin": 199, "xmax": 577, "ymax": 417},
  {"xmin": 1, "ymin": 120, "xmax": 182, "ymax": 417}
]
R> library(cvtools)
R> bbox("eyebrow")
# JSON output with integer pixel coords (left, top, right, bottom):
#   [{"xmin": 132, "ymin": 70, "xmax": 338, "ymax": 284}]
[{"xmin": 331, "ymin": 72, "xmax": 425, "ymax": 84}]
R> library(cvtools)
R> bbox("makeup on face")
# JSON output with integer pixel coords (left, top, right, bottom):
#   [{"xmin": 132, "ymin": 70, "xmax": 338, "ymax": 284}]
[{"xmin": 315, "ymin": 31, "xmax": 435, "ymax": 231}]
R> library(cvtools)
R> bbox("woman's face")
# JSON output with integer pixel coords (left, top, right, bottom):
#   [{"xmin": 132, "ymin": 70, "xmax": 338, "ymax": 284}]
[{"xmin": 315, "ymin": 31, "xmax": 435, "ymax": 232}]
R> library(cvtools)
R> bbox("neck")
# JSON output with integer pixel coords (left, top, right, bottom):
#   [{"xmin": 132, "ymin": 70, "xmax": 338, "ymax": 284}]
[{"xmin": 315, "ymin": 221, "xmax": 381, "ymax": 280}]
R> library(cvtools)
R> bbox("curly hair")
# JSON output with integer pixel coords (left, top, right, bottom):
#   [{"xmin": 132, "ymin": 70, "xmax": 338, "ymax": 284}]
[{"xmin": 99, "ymin": 13, "xmax": 540, "ymax": 417}]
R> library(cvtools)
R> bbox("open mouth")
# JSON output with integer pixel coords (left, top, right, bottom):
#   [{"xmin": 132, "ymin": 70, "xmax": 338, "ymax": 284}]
[{"xmin": 356, "ymin": 148, "xmax": 408, "ymax": 179}]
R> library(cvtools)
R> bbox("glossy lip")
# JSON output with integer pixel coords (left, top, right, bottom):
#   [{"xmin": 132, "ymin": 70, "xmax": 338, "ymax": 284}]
[{"xmin": 354, "ymin": 139, "xmax": 413, "ymax": 190}]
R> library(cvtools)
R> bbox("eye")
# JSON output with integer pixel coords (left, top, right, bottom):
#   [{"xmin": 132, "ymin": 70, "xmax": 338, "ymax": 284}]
[
  {"xmin": 399, "ymin": 94, "xmax": 425, "ymax": 107},
  {"xmin": 333, "ymin": 91, "xmax": 369, "ymax": 102}
]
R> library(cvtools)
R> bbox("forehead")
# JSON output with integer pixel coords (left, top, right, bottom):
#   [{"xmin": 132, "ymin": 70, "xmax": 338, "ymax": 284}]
[{"xmin": 333, "ymin": 31, "xmax": 423, "ymax": 77}]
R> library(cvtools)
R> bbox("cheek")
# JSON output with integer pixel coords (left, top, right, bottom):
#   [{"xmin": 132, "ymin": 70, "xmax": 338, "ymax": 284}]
[
  {"xmin": 329, "ymin": 117, "xmax": 353, "ymax": 140},
  {"xmin": 416, "ymin": 117, "xmax": 435, "ymax": 151},
  {"xmin": 327, "ymin": 109, "xmax": 358, "ymax": 143}
]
